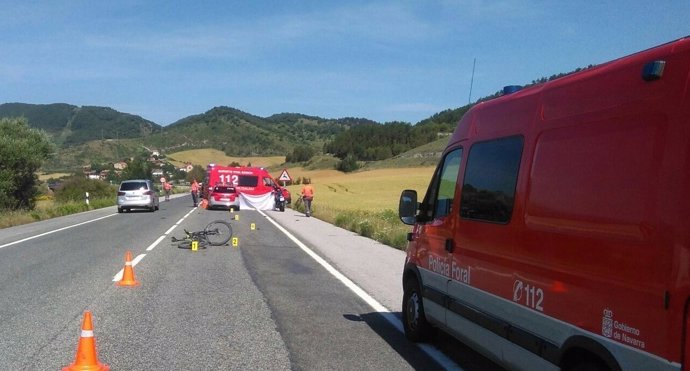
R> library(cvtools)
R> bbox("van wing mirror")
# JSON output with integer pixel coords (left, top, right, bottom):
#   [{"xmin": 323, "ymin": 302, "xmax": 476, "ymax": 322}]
[{"xmin": 399, "ymin": 190, "xmax": 418, "ymax": 225}]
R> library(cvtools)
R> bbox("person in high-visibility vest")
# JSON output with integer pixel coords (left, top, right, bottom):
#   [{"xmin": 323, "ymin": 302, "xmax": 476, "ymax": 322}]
[
  {"xmin": 300, "ymin": 182, "xmax": 314, "ymax": 217},
  {"xmin": 163, "ymin": 182, "xmax": 172, "ymax": 201},
  {"xmin": 191, "ymin": 179, "xmax": 199, "ymax": 207}
]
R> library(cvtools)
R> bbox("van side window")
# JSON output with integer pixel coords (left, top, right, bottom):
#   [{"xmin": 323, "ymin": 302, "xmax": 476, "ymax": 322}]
[
  {"xmin": 421, "ymin": 148, "xmax": 462, "ymax": 220},
  {"xmin": 460, "ymin": 136, "xmax": 523, "ymax": 223}
]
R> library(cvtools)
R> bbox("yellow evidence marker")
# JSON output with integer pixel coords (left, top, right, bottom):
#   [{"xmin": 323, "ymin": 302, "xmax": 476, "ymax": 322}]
[{"xmin": 232, "ymin": 237, "xmax": 239, "ymax": 248}]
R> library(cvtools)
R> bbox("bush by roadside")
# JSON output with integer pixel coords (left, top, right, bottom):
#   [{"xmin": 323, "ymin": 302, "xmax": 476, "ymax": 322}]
[{"xmin": 54, "ymin": 177, "xmax": 117, "ymax": 203}]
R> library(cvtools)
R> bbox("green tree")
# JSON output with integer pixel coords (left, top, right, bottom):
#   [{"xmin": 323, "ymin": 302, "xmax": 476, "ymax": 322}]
[
  {"xmin": 120, "ymin": 158, "xmax": 152, "ymax": 180},
  {"xmin": 286, "ymin": 145, "xmax": 315, "ymax": 162},
  {"xmin": 336, "ymin": 154, "xmax": 360, "ymax": 173},
  {"xmin": 162, "ymin": 163, "xmax": 176, "ymax": 178},
  {"xmin": 186, "ymin": 165, "xmax": 205, "ymax": 183},
  {"xmin": 0, "ymin": 117, "xmax": 55, "ymax": 210}
]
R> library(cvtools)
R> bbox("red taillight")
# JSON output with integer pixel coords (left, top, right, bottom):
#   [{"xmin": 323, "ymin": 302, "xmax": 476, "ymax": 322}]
[
  {"xmin": 144, "ymin": 190, "xmax": 153, "ymax": 196},
  {"xmin": 118, "ymin": 191, "xmax": 125, "ymax": 196}
]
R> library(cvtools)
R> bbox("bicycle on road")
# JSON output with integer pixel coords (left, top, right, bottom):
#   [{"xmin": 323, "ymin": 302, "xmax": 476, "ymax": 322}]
[{"xmin": 171, "ymin": 220, "xmax": 233, "ymax": 249}]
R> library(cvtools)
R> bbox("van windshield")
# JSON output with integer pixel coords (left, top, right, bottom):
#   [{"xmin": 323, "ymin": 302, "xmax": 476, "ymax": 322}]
[{"xmin": 237, "ymin": 175, "xmax": 258, "ymax": 187}]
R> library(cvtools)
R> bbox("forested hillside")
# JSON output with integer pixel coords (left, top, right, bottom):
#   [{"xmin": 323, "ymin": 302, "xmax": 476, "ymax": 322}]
[
  {"xmin": 0, "ymin": 103, "xmax": 160, "ymax": 147},
  {"xmin": 141, "ymin": 106, "xmax": 373, "ymax": 156}
]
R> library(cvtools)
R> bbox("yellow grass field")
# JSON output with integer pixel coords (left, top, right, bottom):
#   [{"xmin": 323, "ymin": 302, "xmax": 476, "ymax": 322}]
[
  {"xmin": 38, "ymin": 172, "xmax": 71, "ymax": 181},
  {"xmin": 284, "ymin": 167, "xmax": 434, "ymax": 212},
  {"xmin": 166, "ymin": 149, "xmax": 285, "ymax": 169}
]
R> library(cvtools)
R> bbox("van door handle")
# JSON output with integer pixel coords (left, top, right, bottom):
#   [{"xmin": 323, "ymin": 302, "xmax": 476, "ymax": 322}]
[{"xmin": 445, "ymin": 239, "xmax": 454, "ymax": 253}]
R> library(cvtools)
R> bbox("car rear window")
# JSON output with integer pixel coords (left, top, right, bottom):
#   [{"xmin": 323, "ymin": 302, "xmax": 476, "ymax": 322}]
[
  {"xmin": 213, "ymin": 186, "xmax": 236, "ymax": 194},
  {"xmin": 120, "ymin": 182, "xmax": 148, "ymax": 191}
]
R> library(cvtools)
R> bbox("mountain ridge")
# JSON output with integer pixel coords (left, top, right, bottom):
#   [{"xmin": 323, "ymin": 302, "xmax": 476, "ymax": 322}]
[{"xmin": 0, "ymin": 102, "xmax": 464, "ymax": 172}]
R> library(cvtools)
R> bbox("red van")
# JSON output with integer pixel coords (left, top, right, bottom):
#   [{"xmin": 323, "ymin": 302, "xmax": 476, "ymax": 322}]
[
  {"xmin": 203, "ymin": 164, "xmax": 291, "ymax": 204},
  {"xmin": 399, "ymin": 37, "xmax": 690, "ymax": 371}
]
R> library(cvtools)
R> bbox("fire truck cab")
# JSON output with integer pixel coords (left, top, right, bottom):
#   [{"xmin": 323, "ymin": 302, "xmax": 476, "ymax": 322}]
[{"xmin": 399, "ymin": 37, "xmax": 690, "ymax": 371}]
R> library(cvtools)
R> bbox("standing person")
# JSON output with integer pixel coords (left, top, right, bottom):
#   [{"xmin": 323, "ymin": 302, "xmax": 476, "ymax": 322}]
[
  {"xmin": 191, "ymin": 179, "xmax": 199, "ymax": 207},
  {"xmin": 300, "ymin": 182, "xmax": 314, "ymax": 217},
  {"xmin": 163, "ymin": 181, "xmax": 172, "ymax": 201}
]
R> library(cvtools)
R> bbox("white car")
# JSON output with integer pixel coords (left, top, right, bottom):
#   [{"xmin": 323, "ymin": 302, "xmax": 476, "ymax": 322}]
[{"xmin": 117, "ymin": 179, "xmax": 160, "ymax": 213}]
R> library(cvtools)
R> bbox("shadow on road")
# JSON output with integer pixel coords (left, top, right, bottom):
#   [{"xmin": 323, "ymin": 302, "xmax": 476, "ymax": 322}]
[{"xmin": 352, "ymin": 312, "xmax": 505, "ymax": 371}]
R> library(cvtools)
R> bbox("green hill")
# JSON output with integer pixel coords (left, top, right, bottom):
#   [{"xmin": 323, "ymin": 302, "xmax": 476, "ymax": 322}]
[
  {"xmin": 0, "ymin": 103, "xmax": 160, "ymax": 147},
  {"xmin": 141, "ymin": 106, "xmax": 373, "ymax": 157},
  {"xmin": 1, "ymin": 103, "xmax": 462, "ymax": 172}
]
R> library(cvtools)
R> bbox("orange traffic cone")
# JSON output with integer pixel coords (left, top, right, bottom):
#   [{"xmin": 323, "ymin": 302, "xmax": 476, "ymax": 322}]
[
  {"xmin": 201, "ymin": 198, "xmax": 208, "ymax": 209},
  {"xmin": 63, "ymin": 311, "xmax": 109, "ymax": 371},
  {"xmin": 115, "ymin": 250, "xmax": 140, "ymax": 287}
]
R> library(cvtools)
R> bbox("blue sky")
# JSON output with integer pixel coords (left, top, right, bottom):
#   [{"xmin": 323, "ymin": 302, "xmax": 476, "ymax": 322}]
[{"xmin": 1, "ymin": 1, "xmax": 688, "ymax": 126}]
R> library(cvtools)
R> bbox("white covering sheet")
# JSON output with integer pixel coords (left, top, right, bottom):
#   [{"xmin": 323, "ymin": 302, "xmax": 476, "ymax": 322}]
[{"xmin": 239, "ymin": 192, "xmax": 275, "ymax": 210}]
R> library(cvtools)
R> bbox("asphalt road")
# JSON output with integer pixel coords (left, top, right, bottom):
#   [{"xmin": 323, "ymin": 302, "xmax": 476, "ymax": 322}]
[{"xmin": 0, "ymin": 196, "xmax": 502, "ymax": 370}]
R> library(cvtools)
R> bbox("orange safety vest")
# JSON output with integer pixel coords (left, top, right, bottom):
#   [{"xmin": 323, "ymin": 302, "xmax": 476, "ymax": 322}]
[{"xmin": 301, "ymin": 185, "xmax": 314, "ymax": 199}]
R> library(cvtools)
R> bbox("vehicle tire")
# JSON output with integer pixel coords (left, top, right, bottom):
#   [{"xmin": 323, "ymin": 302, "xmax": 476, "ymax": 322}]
[
  {"xmin": 563, "ymin": 356, "xmax": 610, "ymax": 371},
  {"xmin": 402, "ymin": 276, "xmax": 432, "ymax": 342},
  {"xmin": 204, "ymin": 220, "xmax": 233, "ymax": 246},
  {"xmin": 279, "ymin": 203, "xmax": 285, "ymax": 212},
  {"xmin": 117, "ymin": 207, "xmax": 123, "ymax": 213}
]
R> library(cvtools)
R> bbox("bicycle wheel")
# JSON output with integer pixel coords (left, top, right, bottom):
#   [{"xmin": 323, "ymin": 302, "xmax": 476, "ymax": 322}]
[
  {"xmin": 204, "ymin": 220, "xmax": 233, "ymax": 246},
  {"xmin": 177, "ymin": 239, "xmax": 208, "ymax": 249}
]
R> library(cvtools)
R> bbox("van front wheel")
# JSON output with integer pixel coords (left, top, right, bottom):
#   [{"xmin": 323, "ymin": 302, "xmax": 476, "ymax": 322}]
[{"xmin": 403, "ymin": 277, "xmax": 432, "ymax": 342}]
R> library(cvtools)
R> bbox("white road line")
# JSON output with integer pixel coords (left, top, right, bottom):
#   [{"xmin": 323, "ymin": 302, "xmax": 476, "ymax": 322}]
[
  {"xmin": 0, "ymin": 213, "xmax": 118, "ymax": 249},
  {"xmin": 112, "ymin": 206, "xmax": 198, "ymax": 281},
  {"xmin": 146, "ymin": 235, "xmax": 166, "ymax": 251},
  {"xmin": 257, "ymin": 210, "xmax": 461, "ymax": 370}
]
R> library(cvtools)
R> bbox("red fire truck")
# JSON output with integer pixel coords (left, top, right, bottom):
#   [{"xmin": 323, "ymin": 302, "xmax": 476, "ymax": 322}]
[
  {"xmin": 399, "ymin": 37, "xmax": 690, "ymax": 371},
  {"xmin": 203, "ymin": 164, "xmax": 290, "ymax": 202}
]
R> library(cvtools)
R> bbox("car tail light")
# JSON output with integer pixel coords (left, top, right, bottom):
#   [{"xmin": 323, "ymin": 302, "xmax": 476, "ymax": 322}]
[
  {"xmin": 144, "ymin": 190, "xmax": 153, "ymax": 196},
  {"xmin": 118, "ymin": 191, "xmax": 125, "ymax": 196}
]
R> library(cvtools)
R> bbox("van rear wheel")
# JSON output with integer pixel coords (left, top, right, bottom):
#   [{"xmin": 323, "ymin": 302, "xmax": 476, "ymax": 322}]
[{"xmin": 403, "ymin": 276, "xmax": 432, "ymax": 342}]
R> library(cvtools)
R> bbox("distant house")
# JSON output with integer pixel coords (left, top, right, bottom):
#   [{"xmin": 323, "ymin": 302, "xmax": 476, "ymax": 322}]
[{"xmin": 114, "ymin": 161, "xmax": 127, "ymax": 170}]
